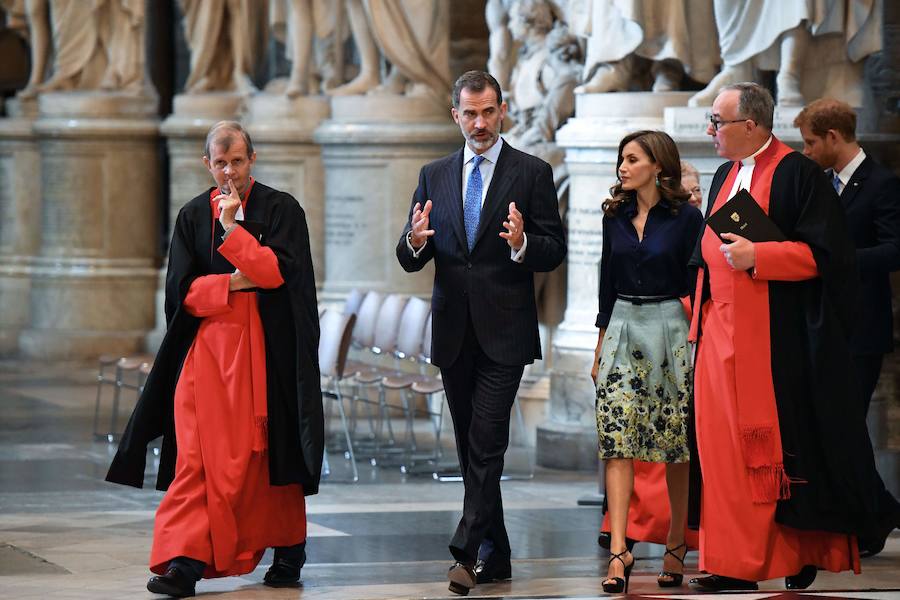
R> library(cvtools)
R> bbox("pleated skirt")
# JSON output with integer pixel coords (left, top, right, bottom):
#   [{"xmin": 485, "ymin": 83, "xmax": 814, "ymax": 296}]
[{"xmin": 595, "ymin": 299, "xmax": 691, "ymax": 463}]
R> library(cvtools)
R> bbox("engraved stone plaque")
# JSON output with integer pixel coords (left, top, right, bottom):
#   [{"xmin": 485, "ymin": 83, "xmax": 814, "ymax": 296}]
[{"xmin": 41, "ymin": 153, "xmax": 104, "ymax": 254}]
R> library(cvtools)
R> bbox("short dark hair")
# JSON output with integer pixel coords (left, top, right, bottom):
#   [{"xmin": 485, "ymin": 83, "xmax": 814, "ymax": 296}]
[
  {"xmin": 793, "ymin": 98, "xmax": 857, "ymax": 142},
  {"xmin": 721, "ymin": 82, "xmax": 775, "ymax": 130},
  {"xmin": 451, "ymin": 70, "xmax": 502, "ymax": 109},
  {"xmin": 204, "ymin": 120, "xmax": 255, "ymax": 158}
]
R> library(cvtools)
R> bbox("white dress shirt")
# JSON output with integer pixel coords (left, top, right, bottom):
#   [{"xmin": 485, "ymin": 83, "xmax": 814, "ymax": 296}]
[
  {"xmin": 409, "ymin": 137, "xmax": 527, "ymax": 262},
  {"xmin": 832, "ymin": 147, "xmax": 866, "ymax": 195}
]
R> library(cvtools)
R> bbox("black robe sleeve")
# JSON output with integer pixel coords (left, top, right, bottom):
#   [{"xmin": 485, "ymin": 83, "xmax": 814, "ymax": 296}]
[
  {"xmin": 106, "ymin": 202, "xmax": 205, "ymax": 489},
  {"xmin": 255, "ymin": 193, "xmax": 324, "ymax": 495}
]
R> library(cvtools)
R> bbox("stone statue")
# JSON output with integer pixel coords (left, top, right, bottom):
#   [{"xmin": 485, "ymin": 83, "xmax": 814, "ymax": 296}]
[
  {"xmin": 12, "ymin": 0, "xmax": 148, "ymax": 97},
  {"xmin": 569, "ymin": 0, "xmax": 719, "ymax": 93},
  {"xmin": 485, "ymin": 0, "xmax": 516, "ymax": 93},
  {"xmin": 365, "ymin": 0, "xmax": 452, "ymax": 103},
  {"xmin": 328, "ymin": 0, "xmax": 452, "ymax": 104},
  {"xmin": 488, "ymin": 0, "xmax": 579, "ymax": 330},
  {"xmin": 6, "ymin": 0, "xmax": 49, "ymax": 99},
  {"xmin": 99, "ymin": 0, "xmax": 147, "ymax": 92},
  {"xmin": 327, "ymin": 0, "xmax": 379, "ymax": 96},
  {"xmin": 504, "ymin": 0, "xmax": 581, "ymax": 147},
  {"xmin": 179, "ymin": 0, "xmax": 257, "ymax": 94},
  {"xmin": 688, "ymin": 0, "xmax": 882, "ymax": 106},
  {"xmin": 268, "ymin": 0, "xmax": 345, "ymax": 97}
]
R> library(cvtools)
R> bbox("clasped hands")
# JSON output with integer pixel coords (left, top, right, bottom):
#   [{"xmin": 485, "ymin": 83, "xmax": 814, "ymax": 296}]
[
  {"xmin": 408, "ymin": 199, "xmax": 525, "ymax": 250},
  {"xmin": 719, "ymin": 232, "xmax": 755, "ymax": 271}
]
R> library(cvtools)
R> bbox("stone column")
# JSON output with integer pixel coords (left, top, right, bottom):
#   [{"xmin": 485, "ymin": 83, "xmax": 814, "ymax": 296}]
[
  {"xmin": 0, "ymin": 99, "xmax": 40, "ymax": 355},
  {"xmin": 314, "ymin": 96, "xmax": 460, "ymax": 304},
  {"xmin": 536, "ymin": 92, "xmax": 693, "ymax": 470},
  {"xmin": 243, "ymin": 94, "xmax": 330, "ymax": 287},
  {"xmin": 19, "ymin": 93, "xmax": 160, "ymax": 358}
]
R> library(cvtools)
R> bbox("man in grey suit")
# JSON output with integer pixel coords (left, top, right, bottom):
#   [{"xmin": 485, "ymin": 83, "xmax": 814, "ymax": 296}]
[{"xmin": 396, "ymin": 70, "xmax": 566, "ymax": 595}]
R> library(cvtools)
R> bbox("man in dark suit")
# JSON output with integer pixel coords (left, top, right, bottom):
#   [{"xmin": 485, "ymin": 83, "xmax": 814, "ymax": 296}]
[
  {"xmin": 794, "ymin": 99, "xmax": 900, "ymax": 416},
  {"xmin": 396, "ymin": 70, "xmax": 566, "ymax": 595},
  {"xmin": 795, "ymin": 98, "xmax": 900, "ymax": 556}
]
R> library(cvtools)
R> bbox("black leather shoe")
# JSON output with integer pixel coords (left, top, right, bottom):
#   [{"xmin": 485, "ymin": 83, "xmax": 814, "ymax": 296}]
[
  {"xmin": 785, "ymin": 564, "xmax": 817, "ymax": 590},
  {"xmin": 690, "ymin": 574, "xmax": 758, "ymax": 591},
  {"xmin": 263, "ymin": 558, "xmax": 303, "ymax": 587},
  {"xmin": 147, "ymin": 567, "xmax": 196, "ymax": 597},
  {"xmin": 447, "ymin": 561, "xmax": 476, "ymax": 596},
  {"xmin": 474, "ymin": 554, "xmax": 511, "ymax": 583}
]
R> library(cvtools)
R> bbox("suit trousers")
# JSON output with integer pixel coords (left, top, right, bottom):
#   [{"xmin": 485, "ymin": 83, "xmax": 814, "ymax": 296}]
[
  {"xmin": 853, "ymin": 354, "xmax": 884, "ymax": 416},
  {"xmin": 442, "ymin": 315, "xmax": 524, "ymax": 564}
]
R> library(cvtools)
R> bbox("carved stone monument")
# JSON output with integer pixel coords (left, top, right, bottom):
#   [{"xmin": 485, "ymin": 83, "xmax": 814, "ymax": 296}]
[
  {"xmin": 314, "ymin": 1, "xmax": 460, "ymax": 303},
  {"xmin": 315, "ymin": 96, "xmax": 458, "ymax": 302}
]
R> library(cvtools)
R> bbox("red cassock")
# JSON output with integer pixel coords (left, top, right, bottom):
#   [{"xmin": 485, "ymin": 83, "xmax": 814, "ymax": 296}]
[
  {"xmin": 692, "ymin": 142, "xmax": 858, "ymax": 581},
  {"xmin": 150, "ymin": 194, "xmax": 307, "ymax": 578},
  {"xmin": 600, "ymin": 461, "xmax": 699, "ymax": 548}
]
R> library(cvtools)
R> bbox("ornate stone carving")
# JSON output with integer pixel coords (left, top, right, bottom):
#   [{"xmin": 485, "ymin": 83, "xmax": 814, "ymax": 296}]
[
  {"xmin": 569, "ymin": 0, "xmax": 719, "ymax": 94},
  {"xmin": 327, "ymin": 0, "xmax": 452, "ymax": 105},
  {"xmin": 13, "ymin": 0, "xmax": 151, "ymax": 97},
  {"xmin": 178, "ymin": 0, "xmax": 260, "ymax": 94},
  {"xmin": 267, "ymin": 0, "xmax": 345, "ymax": 97},
  {"xmin": 689, "ymin": 0, "xmax": 883, "ymax": 107}
]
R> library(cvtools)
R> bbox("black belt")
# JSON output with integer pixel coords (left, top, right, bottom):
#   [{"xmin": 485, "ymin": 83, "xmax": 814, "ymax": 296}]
[{"xmin": 617, "ymin": 294, "xmax": 679, "ymax": 305}]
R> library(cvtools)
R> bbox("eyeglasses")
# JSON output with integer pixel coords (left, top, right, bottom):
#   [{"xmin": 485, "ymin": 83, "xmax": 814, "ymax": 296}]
[{"xmin": 706, "ymin": 114, "xmax": 750, "ymax": 132}]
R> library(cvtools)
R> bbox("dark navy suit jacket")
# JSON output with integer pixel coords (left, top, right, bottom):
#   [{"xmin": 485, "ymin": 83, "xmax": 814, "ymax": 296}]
[
  {"xmin": 396, "ymin": 140, "xmax": 566, "ymax": 368},
  {"xmin": 841, "ymin": 155, "xmax": 900, "ymax": 355}
]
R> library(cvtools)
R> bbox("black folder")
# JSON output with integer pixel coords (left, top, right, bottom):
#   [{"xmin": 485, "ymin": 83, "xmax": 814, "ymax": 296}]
[{"xmin": 705, "ymin": 189, "xmax": 786, "ymax": 242}]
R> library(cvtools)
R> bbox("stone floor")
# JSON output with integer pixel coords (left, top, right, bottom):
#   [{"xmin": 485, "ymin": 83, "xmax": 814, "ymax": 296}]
[{"xmin": 0, "ymin": 361, "xmax": 898, "ymax": 599}]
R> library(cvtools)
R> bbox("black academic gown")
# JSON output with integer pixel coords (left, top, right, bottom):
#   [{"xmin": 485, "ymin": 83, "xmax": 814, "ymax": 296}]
[
  {"xmin": 687, "ymin": 151, "xmax": 900, "ymax": 540},
  {"xmin": 106, "ymin": 182, "xmax": 324, "ymax": 495}
]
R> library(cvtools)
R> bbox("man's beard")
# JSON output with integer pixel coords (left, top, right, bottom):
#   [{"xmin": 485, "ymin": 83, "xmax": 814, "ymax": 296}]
[{"xmin": 464, "ymin": 128, "xmax": 499, "ymax": 151}]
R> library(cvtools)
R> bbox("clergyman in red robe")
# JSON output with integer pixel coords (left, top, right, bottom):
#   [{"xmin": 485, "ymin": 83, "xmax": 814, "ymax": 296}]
[{"xmin": 107, "ymin": 121, "xmax": 323, "ymax": 597}]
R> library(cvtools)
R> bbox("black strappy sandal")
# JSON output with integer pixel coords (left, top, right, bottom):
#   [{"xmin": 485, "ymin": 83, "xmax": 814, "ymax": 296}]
[
  {"xmin": 602, "ymin": 550, "xmax": 634, "ymax": 594},
  {"xmin": 657, "ymin": 542, "xmax": 687, "ymax": 587}
]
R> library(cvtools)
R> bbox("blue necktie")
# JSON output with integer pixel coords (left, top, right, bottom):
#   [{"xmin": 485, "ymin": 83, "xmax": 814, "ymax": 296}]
[
  {"xmin": 464, "ymin": 155, "xmax": 485, "ymax": 251},
  {"xmin": 831, "ymin": 170, "xmax": 841, "ymax": 194}
]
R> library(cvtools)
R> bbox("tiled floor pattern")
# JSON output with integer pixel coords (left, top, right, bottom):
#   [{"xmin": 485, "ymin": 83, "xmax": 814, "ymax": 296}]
[{"xmin": 0, "ymin": 362, "xmax": 898, "ymax": 599}]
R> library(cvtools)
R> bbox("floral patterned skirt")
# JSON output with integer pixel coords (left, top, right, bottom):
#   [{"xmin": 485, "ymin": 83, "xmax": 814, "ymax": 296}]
[{"xmin": 595, "ymin": 299, "xmax": 691, "ymax": 463}]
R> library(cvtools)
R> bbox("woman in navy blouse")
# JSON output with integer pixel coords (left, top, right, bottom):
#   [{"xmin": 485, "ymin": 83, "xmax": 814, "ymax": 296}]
[{"xmin": 591, "ymin": 130, "xmax": 703, "ymax": 593}]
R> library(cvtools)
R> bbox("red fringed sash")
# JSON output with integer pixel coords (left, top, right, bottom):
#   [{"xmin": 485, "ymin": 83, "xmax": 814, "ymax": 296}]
[{"xmin": 208, "ymin": 178, "xmax": 268, "ymax": 452}]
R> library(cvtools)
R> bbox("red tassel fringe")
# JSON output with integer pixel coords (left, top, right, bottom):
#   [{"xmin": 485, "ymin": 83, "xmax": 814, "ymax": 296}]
[
  {"xmin": 253, "ymin": 416, "xmax": 268, "ymax": 454},
  {"xmin": 748, "ymin": 463, "xmax": 792, "ymax": 504},
  {"xmin": 740, "ymin": 425, "xmax": 775, "ymax": 468}
]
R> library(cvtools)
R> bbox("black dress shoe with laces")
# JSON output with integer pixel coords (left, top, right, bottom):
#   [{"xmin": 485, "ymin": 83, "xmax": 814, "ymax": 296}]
[
  {"xmin": 447, "ymin": 561, "xmax": 476, "ymax": 595},
  {"xmin": 474, "ymin": 554, "xmax": 511, "ymax": 583},
  {"xmin": 689, "ymin": 574, "xmax": 759, "ymax": 591},
  {"xmin": 263, "ymin": 558, "xmax": 303, "ymax": 587},
  {"xmin": 785, "ymin": 564, "xmax": 817, "ymax": 590},
  {"xmin": 147, "ymin": 567, "xmax": 196, "ymax": 597}
]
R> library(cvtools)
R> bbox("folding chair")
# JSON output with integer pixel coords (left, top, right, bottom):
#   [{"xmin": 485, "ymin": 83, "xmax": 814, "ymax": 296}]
[{"xmin": 319, "ymin": 309, "xmax": 359, "ymax": 482}]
